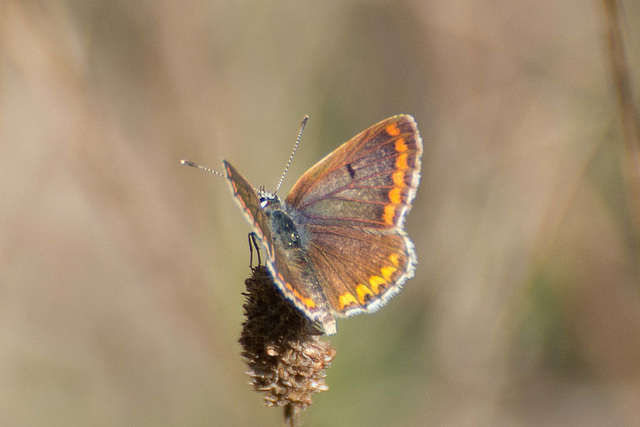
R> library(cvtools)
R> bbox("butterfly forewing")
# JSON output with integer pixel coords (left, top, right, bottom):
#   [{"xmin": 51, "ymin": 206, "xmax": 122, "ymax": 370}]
[
  {"xmin": 224, "ymin": 160, "xmax": 275, "ymax": 257},
  {"xmin": 285, "ymin": 115, "xmax": 422, "ymax": 230}
]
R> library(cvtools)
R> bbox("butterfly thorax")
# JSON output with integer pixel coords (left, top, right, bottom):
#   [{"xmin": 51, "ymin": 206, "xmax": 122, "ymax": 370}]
[{"xmin": 259, "ymin": 192, "xmax": 305, "ymax": 252}]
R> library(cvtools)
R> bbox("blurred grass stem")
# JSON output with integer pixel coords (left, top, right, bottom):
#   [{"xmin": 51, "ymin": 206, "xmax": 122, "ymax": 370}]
[{"xmin": 601, "ymin": 0, "xmax": 640, "ymax": 257}]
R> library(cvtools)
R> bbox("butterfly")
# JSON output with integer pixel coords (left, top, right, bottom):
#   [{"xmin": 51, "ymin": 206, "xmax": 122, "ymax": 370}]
[{"xmin": 224, "ymin": 115, "xmax": 422, "ymax": 335}]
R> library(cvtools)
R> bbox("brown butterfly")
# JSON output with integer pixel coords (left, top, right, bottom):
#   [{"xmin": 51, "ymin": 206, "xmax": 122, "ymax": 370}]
[{"xmin": 225, "ymin": 115, "xmax": 422, "ymax": 335}]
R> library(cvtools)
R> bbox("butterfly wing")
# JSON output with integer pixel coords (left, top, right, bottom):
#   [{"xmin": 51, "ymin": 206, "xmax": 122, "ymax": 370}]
[
  {"xmin": 224, "ymin": 160, "xmax": 274, "ymax": 254},
  {"xmin": 284, "ymin": 115, "xmax": 422, "ymax": 316}
]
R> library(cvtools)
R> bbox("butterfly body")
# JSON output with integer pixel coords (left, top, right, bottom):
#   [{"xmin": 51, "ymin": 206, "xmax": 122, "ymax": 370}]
[
  {"xmin": 257, "ymin": 192, "xmax": 338, "ymax": 333},
  {"xmin": 225, "ymin": 115, "xmax": 422, "ymax": 335}
]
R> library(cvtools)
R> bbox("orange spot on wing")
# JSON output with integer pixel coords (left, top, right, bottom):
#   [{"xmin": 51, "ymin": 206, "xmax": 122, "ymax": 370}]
[
  {"xmin": 389, "ymin": 187, "xmax": 402, "ymax": 204},
  {"xmin": 383, "ymin": 204, "xmax": 396, "ymax": 225},
  {"xmin": 392, "ymin": 170, "xmax": 405, "ymax": 187},
  {"xmin": 381, "ymin": 265, "xmax": 397, "ymax": 281},
  {"xmin": 305, "ymin": 298, "xmax": 316, "ymax": 308},
  {"xmin": 396, "ymin": 153, "xmax": 409, "ymax": 170},
  {"xmin": 285, "ymin": 282, "xmax": 293, "ymax": 291},
  {"xmin": 356, "ymin": 284, "xmax": 374, "ymax": 304},
  {"xmin": 389, "ymin": 253, "xmax": 400, "ymax": 267},
  {"xmin": 369, "ymin": 276, "xmax": 386, "ymax": 294},
  {"xmin": 395, "ymin": 138, "xmax": 407, "ymax": 153},
  {"xmin": 386, "ymin": 123, "xmax": 400, "ymax": 136},
  {"xmin": 338, "ymin": 292, "xmax": 358, "ymax": 310}
]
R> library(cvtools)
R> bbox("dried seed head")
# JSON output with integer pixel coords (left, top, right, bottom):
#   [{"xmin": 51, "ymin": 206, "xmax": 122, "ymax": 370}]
[{"xmin": 239, "ymin": 266, "xmax": 336, "ymax": 410}]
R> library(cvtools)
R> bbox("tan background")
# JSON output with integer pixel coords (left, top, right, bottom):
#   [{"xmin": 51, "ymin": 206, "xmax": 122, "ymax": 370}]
[{"xmin": 2, "ymin": 0, "xmax": 640, "ymax": 425}]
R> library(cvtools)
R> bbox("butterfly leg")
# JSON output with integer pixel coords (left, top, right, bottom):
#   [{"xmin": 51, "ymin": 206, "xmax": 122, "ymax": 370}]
[{"xmin": 248, "ymin": 232, "xmax": 262, "ymax": 267}]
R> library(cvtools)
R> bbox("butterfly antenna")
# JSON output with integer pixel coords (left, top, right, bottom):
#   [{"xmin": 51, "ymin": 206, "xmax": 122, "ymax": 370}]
[
  {"xmin": 179, "ymin": 159, "xmax": 225, "ymax": 178},
  {"xmin": 274, "ymin": 115, "xmax": 309, "ymax": 195}
]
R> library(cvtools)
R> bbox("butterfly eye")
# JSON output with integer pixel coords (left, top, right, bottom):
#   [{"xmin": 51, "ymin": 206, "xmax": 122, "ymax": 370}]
[
  {"xmin": 260, "ymin": 198, "xmax": 269, "ymax": 208},
  {"xmin": 259, "ymin": 193, "xmax": 279, "ymax": 209}
]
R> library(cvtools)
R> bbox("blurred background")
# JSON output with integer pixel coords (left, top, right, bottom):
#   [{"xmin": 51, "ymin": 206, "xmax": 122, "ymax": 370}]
[{"xmin": 2, "ymin": 0, "xmax": 640, "ymax": 425}]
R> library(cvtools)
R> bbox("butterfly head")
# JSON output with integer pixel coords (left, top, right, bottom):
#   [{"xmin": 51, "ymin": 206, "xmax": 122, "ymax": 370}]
[{"xmin": 258, "ymin": 191, "xmax": 280, "ymax": 209}]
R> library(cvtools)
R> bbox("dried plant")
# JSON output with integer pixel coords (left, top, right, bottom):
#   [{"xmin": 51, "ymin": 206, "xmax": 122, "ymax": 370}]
[{"xmin": 239, "ymin": 266, "xmax": 336, "ymax": 426}]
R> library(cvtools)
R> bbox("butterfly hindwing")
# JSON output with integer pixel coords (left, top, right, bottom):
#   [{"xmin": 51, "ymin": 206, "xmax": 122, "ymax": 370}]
[{"xmin": 304, "ymin": 225, "xmax": 415, "ymax": 316}]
